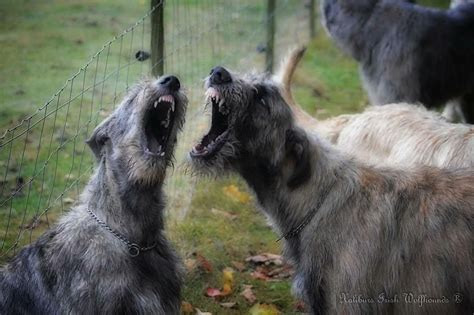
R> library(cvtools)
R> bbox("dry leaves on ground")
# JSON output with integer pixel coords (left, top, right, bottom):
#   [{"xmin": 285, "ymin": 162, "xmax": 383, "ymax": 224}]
[
  {"xmin": 181, "ymin": 301, "xmax": 194, "ymax": 314},
  {"xmin": 205, "ymin": 268, "xmax": 234, "ymax": 298},
  {"xmin": 246, "ymin": 253, "xmax": 294, "ymax": 281},
  {"xmin": 248, "ymin": 303, "xmax": 281, "ymax": 315},
  {"xmin": 240, "ymin": 285, "xmax": 257, "ymax": 304},
  {"xmin": 210, "ymin": 208, "xmax": 238, "ymax": 220},
  {"xmin": 193, "ymin": 252, "xmax": 213, "ymax": 273}
]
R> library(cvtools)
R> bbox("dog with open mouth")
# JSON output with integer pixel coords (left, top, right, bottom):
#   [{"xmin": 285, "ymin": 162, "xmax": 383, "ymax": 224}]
[
  {"xmin": 189, "ymin": 67, "xmax": 473, "ymax": 314},
  {"xmin": 0, "ymin": 75, "xmax": 187, "ymax": 314}
]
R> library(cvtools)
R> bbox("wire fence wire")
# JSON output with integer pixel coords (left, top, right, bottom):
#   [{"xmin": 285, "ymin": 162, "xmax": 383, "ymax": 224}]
[{"xmin": 0, "ymin": 0, "xmax": 309, "ymax": 259}]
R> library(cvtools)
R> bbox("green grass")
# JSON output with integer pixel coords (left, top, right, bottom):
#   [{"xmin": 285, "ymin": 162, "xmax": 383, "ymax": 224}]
[{"xmin": 0, "ymin": 0, "xmax": 452, "ymax": 314}]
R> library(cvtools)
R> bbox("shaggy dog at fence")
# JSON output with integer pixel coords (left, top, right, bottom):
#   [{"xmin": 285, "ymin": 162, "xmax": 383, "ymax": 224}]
[
  {"xmin": 321, "ymin": 0, "xmax": 474, "ymax": 123},
  {"xmin": 0, "ymin": 76, "xmax": 187, "ymax": 314},
  {"xmin": 278, "ymin": 47, "xmax": 474, "ymax": 169},
  {"xmin": 189, "ymin": 66, "xmax": 474, "ymax": 314}
]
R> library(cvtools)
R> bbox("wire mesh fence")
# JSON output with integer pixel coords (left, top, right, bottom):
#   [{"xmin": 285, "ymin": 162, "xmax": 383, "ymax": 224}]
[{"xmin": 0, "ymin": 0, "xmax": 311, "ymax": 259}]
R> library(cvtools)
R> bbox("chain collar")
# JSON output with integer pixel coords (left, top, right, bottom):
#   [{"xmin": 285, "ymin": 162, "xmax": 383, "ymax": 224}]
[
  {"xmin": 86, "ymin": 207, "xmax": 157, "ymax": 257},
  {"xmin": 277, "ymin": 179, "xmax": 338, "ymax": 242}
]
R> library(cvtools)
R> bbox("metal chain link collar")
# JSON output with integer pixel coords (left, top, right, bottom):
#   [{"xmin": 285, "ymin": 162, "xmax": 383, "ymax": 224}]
[
  {"xmin": 277, "ymin": 179, "xmax": 338, "ymax": 242},
  {"xmin": 86, "ymin": 207, "xmax": 157, "ymax": 257}
]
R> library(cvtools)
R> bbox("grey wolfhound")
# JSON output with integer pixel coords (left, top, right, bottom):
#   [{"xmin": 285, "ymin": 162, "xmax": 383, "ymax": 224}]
[
  {"xmin": 279, "ymin": 47, "xmax": 474, "ymax": 169},
  {"xmin": 0, "ymin": 76, "xmax": 187, "ymax": 314},
  {"xmin": 189, "ymin": 66, "xmax": 474, "ymax": 314},
  {"xmin": 321, "ymin": 0, "xmax": 474, "ymax": 123}
]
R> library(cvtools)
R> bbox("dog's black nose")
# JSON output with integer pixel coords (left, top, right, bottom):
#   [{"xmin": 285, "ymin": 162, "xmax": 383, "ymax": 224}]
[
  {"xmin": 210, "ymin": 66, "xmax": 232, "ymax": 85},
  {"xmin": 159, "ymin": 75, "xmax": 180, "ymax": 91}
]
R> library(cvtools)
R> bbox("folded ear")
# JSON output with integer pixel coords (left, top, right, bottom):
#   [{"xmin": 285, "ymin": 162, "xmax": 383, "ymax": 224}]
[
  {"xmin": 285, "ymin": 128, "xmax": 311, "ymax": 189},
  {"xmin": 86, "ymin": 116, "xmax": 115, "ymax": 160}
]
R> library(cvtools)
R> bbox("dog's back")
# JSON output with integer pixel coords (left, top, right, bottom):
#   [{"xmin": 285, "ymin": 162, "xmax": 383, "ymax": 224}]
[
  {"xmin": 0, "ymin": 232, "xmax": 59, "ymax": 315},
  {"xmin": 322, "ymin": 0, "xmax": 474, "ymax": 122}
]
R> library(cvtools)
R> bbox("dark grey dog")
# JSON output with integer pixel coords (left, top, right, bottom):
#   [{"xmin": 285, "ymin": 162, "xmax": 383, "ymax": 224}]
[
  {"xmin": 0, "ymin": 76, "xmax": 187, "ymax": 314},
  {"xmin": 321, "ymin": 0, "xmax": 474, "ymax": 123},
  {"xmin": 190, "ymin": 66, "xmax": 474, "ymax": 314}
]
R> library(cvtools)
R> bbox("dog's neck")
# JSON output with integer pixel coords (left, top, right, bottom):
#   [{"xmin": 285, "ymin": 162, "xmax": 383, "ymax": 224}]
[
  {"xmin": 85, "ymin": 159, "xmax": 166, "ymax": 244},
  {"xmin": 238, "ymin": 134, "xmax": 352, "ymax": 253}
]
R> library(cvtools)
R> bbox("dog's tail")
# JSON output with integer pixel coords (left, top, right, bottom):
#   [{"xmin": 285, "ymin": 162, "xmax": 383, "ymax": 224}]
[{"xmin": 275, "ymin": 46, "xmax": 319, "ymax": 128}]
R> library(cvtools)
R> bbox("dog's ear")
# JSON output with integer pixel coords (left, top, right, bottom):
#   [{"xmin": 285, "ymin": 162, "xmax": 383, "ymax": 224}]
[
  {"xmin": 285, "ymin": 128, "xmax": 311, "ymax": 189},
  {"xmin": 86, "ymin": 116, "xmax": 115, "ymax": 160}
]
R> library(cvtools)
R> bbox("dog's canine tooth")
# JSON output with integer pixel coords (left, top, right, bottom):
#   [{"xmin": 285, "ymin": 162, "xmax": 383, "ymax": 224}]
[{"xmin": 154, "ymin": 101, "xmax": 158, "ymax": 108}]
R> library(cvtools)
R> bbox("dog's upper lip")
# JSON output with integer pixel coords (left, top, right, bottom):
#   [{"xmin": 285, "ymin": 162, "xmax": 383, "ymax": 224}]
[
  {"xmin": 154, "ymin": 94, "xmax": 175, "ymax": 112},
  {"xmin": 205, "ymin": 87, "xmax": 229, "ymax": 116}
]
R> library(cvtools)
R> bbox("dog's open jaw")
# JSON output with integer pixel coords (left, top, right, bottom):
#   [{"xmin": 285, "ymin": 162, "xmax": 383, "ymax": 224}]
[
  {"xmin": 191, "ymin": 87, "xmax": 230, "ymax": 158},
  {"xmin": 144, "ymin": 94, "xmax": 176, "ymax": 158}
]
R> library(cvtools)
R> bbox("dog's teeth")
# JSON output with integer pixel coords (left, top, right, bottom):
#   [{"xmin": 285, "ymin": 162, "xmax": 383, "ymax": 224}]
[
  {"xmin": 219, "ymin": 98, "xmax": 225, "ymax": 107},
  {"xmin": 160, "ymin": 152, "xmax": 165, "ymax": 157},
  {"xmin": 157, "ymin": 145, "xmax": 162, "ymax": 152},
  {"xmin": 171, "ymin": 100, "xmax": 175, "ymax": 112},
  {"xmin": 154, "ymin": 101, "xmax": 158, "ymax": 108}
]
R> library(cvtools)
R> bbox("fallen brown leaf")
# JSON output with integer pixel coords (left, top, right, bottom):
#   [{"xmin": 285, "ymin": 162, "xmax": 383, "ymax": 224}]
[
  {"xmin": 195, "ymin": 309, "xmax": 212, "ymax": 315},
  {"xmin": 205, "ymin": 287, "xmax": 223, "ymax": 298},
  {"xmin": 248, "ymin": 303, "xmax": 280, "ymax": 315},
  {"xmin": 220, "ymin": 302, "xmax": 237, "ymax": 309},
  {"xmin": 240, "ymin": 285, "xmax": 256, "ymax": 304},
  {"xmin": 245, "ymin": 253, "xmax": 283, "ymax": 266},
  {"xmin": 231, "ymin": 261, "xmax": 246, "ymax": 272},
  {"xmin": 223, "ymin": 184, "xmax": 250, "ymax": 203},
  {"xmin": 211, "ymin": 208, "xmax": 238, "ymax": 220},
  {"xmin": 184, "ymin": 258, "xmax": 197, "ymax": 272},
  {"xmin": 267, "ymin": 264, "xmax": 294, "ymax": 279},
  {"xmin": 193, "ymin": 253, "xmax": 213, "ymax": 273},
  {"xmin": 181, "ymin": 301, "xmax": 194, "ymax": 314},
  {"xmin": 250, "ymin": 267, "xmax": 272, "ymax": 281}
]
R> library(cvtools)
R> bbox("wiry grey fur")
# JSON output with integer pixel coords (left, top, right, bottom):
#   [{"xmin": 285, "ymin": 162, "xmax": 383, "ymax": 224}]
[
  {"xmin": 190, "ymin": 67, "xmax": 474, "ymax": 314},
  {"xmin": 321, "ymin": 0, "xmax": 474, "ymax": 123},
  {"xmin": 0, "ymin": 77, "xmax": 187, "ymax": 314}
]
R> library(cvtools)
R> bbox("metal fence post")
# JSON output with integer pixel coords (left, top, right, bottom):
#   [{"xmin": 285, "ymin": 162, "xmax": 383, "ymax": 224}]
[
  {"xmin": 266, "ymin": 0, "xmax": 276, "ymax": 73},
  {"xmin": 151, "ymin": 0, "xmax": 164, "ymax": 77}
]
